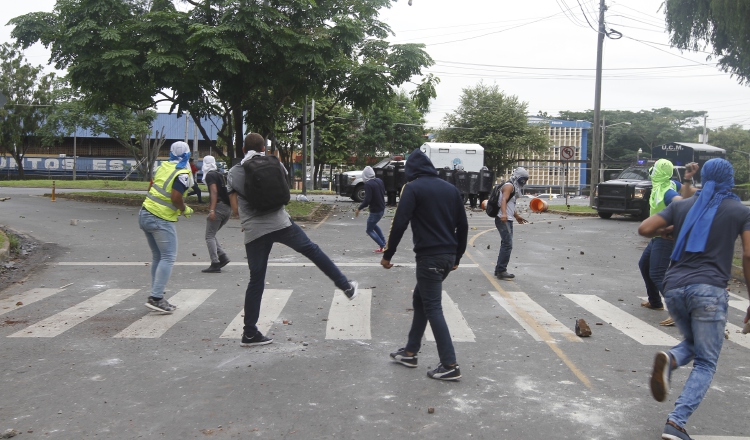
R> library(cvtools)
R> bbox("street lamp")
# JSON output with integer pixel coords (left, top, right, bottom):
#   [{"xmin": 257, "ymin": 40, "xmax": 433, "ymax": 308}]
[{"xmin": 637, "ymin": 148, "xmax": 643, "ymax": 161}]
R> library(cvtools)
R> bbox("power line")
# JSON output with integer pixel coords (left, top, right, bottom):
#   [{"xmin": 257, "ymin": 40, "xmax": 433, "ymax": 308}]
[{"xmin": 434, "ymin": 60, "xmax": 718, "ymax": 72}]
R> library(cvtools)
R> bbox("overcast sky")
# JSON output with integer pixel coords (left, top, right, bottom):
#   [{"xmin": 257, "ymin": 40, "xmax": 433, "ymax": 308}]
[{"xmin": 5, "ymin": 0, "xmax": 750, "ymax": 131}]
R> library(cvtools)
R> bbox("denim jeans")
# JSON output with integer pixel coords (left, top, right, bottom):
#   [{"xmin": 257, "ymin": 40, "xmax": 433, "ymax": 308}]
[
  {"xmin": 638, "ymin": 237, "xmax": 674, "ymax": 307},
  {"xmin": 366, "ymin": 210, "xmax": 386, "ymax": 248},
  {"xmin": 139, "ymin": 209, "xmax": 178, "ymax": 299},
  {"xmin": 404, "ymin": 253, "xmax": 457, "ymax": 366},
  {"xmin": 494, "ymin": 218, "xmax": 513, "ymax": 274},
  {"xmin": 664, "ymin": 284, "xmax": 728, "ymax": 428},
  {"xmin": 205, "ymin": 202, "xmax": 231, "ymax": 263},
  {"xmin": 243, "ymin": 223, "xmax": 350, "ymax": 335}
]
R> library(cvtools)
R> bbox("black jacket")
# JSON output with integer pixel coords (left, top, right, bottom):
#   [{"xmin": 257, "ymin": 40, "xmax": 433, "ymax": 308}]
[
  {"xmin": 357, "ymin": 178, "xmax": 386, "ymax": 212},
  {"xmin": 383, "ymin": 148, "xmax": 468, "ymax": 265}
]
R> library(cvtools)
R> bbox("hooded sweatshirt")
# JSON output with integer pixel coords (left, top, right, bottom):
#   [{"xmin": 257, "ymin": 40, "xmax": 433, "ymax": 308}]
[
  {"xmin": 383, "ymin": 149, "xmax": 468, "ymax": 265},
  {"xmin": 357, "ymin": 166, "xmax": 386, "ymax": 212}
]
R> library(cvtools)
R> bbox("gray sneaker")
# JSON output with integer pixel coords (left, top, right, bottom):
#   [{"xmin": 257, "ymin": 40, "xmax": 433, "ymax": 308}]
[
  {"xmin": 343, "ymin": 280, "xmax": 359, "ymax": 300},
  {"xmin": 145, "ymin": 297, "xmax": 177, "ymax": 314}
]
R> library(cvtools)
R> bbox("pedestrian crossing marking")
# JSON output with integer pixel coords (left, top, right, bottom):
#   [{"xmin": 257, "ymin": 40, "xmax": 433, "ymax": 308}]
[
  {"xmin": 325, "ymin": 289, "xmax": 372, "ymax": 340},
  {"xmin": 425, "ymin": 291, "xmax": 475, "ymax": 342},
  {"xmin": 220, "ymin": 289, "xmax": 293, "ymax": 339},
  {"xmin": 0, "ymin": 288, "xmax": 64, "ymax": 317},
  {"xmin": 492, "ymin": 291, "xmax": 580, "ymax": 343},
  {"xmin": 8, "ymin": 289, "xmax": 140, "ymax": 338},
  {"xmin": 729, "ymin": 300, "xmax": 748, "ymax": 312},
  {"xmin": 565, "ymin": 294, "xmax": 680, "ymax": 346},
  {"xmin": 725, "ymin": 323, "xmax": 750, "ymax": 350},
  {"xmin": 113, "ymin": 289, "xmax": 215, "ymax": 338}
]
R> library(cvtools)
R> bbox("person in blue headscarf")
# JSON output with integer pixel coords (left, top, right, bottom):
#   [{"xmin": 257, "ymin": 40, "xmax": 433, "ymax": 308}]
[{"xmin": 638, "ymin": 158, "xmax": 750, "ymax": 440}]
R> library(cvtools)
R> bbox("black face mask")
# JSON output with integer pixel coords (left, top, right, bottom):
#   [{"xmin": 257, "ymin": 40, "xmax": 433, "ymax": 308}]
[{"xmin": 517, "ymin": 178, "xmax": 528, "ymax": 186}]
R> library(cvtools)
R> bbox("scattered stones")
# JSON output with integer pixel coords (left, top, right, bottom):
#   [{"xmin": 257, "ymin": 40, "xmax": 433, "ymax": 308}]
[
  {"xmin": 575, "ymin": 318, "xmax": 592, "ymax": 337},
  {"xmin": 2, "ymin": 429, "xmax": 21, "ymax": 438},
  {"xmin": 580, "ymin": 251, "xmax": 585, "ymax": 255},
  {"xmin": 70, "ymin": 219, "xmax": 79, "ymax": 226},
  {"xmin": 427, "ymin": 407, "xmax": 435, "ymax": 414}
]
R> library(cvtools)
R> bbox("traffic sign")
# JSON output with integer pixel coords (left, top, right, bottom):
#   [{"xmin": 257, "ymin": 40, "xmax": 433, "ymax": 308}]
[{"xmin": 561, "ymin": 146, "xmax": 575, "ymax": 160}]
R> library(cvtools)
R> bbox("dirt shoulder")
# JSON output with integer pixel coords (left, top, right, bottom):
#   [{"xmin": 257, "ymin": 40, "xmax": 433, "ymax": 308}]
[{"xmin": 0, "ymin": 227, "xmax": 61, "ymax": 295}]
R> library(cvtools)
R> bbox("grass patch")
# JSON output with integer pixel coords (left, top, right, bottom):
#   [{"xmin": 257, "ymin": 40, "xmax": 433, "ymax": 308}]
[
  {"xmin": 0, "ymin": 179, "xmax": 151, "ymax": 191},
  {"xmin": 7, "ymin": 231, "xmax": 19, "ymax": 253},
  {"xmin": 734, "ymin": 257, "xmax": 741, "ymax": 267},
  {"xmin": 0, "ymin": 231, "xmax": 4, "ymax": 249},
  {"xmin": 547, "ymin": 204, "xmax": 598, "ymax": 214},
  {"xmin": 284, "ymin": 201, "xmax": 319, "ymax": 217}
]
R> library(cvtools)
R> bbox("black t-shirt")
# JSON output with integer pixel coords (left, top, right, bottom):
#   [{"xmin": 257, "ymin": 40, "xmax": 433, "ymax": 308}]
[
  {"xmin": 660, "ymin": 196, "xmax": 750, "ymax": 290},
  {"xmin": 204, "ymin": 170, "xmax": 230, "ymax": 205}
]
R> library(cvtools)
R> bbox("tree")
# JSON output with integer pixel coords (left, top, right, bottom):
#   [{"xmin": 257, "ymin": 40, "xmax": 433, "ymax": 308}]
[
  {"xmin": 0, "ymin": 43, "xmax": 56, "ymax": 178},
  {"xmin": 705, "ymin": 124, "xmax": 750, "ymax": 183},
  {"xmin": 664, "ymin": 0, "xmax": 750, "ymax": 84},
  {"xmin": 558, "ymin": 108, "xmax": 705, "ymax": 161},
  {"xmin": 436, "ymin": 83, "xmax": 550, "ymax": 173},
  {"xmin": 11, "ymin": 0, "xmax": 436, "ymax": 158}
]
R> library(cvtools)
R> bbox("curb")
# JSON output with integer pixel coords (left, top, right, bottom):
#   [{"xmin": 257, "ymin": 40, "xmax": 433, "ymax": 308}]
[{"xmin": 546, "ymin": 209, "xmax": 598, "ymax": 217}]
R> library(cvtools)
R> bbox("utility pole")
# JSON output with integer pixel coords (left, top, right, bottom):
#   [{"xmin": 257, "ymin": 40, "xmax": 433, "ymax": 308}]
[
  {"xmin": 702, "ymin": 113, "xmax": 708, "ymax": 144},
  {"xmin": 589, "ymin": 0, "xmax": 606, "ymax": 208},
  {"xmin": 310, "ymin": 100, "xmax": 315, "ymax": 190},
  {"xmin": 301, "ymin": 100, "xmax": 308, "ymax": 196}
]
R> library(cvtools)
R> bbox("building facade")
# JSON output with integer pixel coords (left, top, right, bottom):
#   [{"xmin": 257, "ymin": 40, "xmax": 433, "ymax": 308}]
[{"xmin": 514, "ymin": 117, "xmax": 592, "ymax": 195}]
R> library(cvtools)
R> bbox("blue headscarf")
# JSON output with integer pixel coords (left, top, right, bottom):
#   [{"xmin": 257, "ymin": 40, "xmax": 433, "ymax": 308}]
[
  {"xmin": 670, "ymin": 158, "xmax": 740, "ymax": 261},
  {"xmin": 169, "ymin": 141, "xmax": 191, "ymax": 169}
]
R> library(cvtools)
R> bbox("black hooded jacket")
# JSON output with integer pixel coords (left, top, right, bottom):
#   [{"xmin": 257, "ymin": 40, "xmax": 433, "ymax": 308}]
[{"xmin": 383, "ymin": 148, "xmax": 468, "ymax": 264}]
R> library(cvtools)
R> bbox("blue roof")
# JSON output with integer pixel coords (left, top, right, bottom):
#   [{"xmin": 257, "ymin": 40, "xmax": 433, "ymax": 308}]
[{"xmin": 71, "ymin": 113, "xmax": 223, "ymax": 140}]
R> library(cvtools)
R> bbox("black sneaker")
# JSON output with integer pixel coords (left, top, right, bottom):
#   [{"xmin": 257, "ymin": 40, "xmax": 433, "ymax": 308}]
[
  {"xmin": 218, "ymin": 255, "xmax": 231, "ymax": 268},
  {"xmin": 427, "ymin": 363, "xmax": 461, "ymax": 381},
  {"xmin": 662, "ymin": 420, "xmax": 692, "ymax": 440},
  {"xmin": 202, "ymin": 262, "xmax": 222, "ymax": 273},
  {"xmin": 241, "ymin": 331, "xmax": 273, "ymax": 346},
  {"xmin": 343, "ymin": 280, "xmax": 359, "ymax": 300},
  {"xmin": 390, "ymin": 348, "xmax": 418, "ymax": 368},
  {"xmin": 651, "ymin": 351, "xmax": 672, "ymax": 402},
  {"xmin": 496, "ymin": 271, "xmax": 515, "ymax": 279},
  {"xmin": 145, "ymin": 297, "xmax": 177, "ymax": 314}
]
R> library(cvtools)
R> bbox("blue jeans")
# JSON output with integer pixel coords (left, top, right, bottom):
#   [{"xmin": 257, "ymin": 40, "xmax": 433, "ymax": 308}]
[
  {"xmin": 404, "ymin": 254, "xmax": 457, "ymax": 366},
  {"xmin": 664, "ymin": 284, "xmax": 728, "ymax": 428},
  {"xmin": 139, "ymin": 209, "xmax": 178, "ymax": 299},
  {"xmin": 366, "ymin": 211, "xmax": 386, "ymax": 248},
  {"xmin": 494, "ymin": 218, "xmax": 513, "ymax": 274},
  {"xmin": 638, "ymin": 237, "xmax": 674, "ymax": 307},
  {"xmin": 243, "ymin": 223, "xmax": 350, "ymax": 335}
]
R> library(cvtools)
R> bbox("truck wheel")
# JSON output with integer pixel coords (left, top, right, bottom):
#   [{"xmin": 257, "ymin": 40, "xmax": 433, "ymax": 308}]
[
  {"xmin": 638, "ymin": 208, "xmax": 650, "ymax": 221},
  {"xmin": 598, "ymin": 212, "xmax": 613, "ymax": 219},
  {"xmin": 352, "ymin": 184, "xmax": 366, "ymax": 203}
]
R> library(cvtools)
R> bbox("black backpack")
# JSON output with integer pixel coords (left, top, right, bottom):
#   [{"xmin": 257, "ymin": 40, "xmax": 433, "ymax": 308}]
[
  {"xmin": 241, "ymin": 155, "xmax": 290, "ymax": 212},
  {"xmin": 485, "ymin": 181, "xmax": 515, "ymax": 217}
]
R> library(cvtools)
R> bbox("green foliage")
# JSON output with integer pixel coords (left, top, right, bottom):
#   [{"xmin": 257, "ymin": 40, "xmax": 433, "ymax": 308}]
[
  {"xmin": 0, "ymin": 42, "xmax": 57, "ymax": 178},
  {"xmin": 707, "ymin": 124, "xmax": 750, "ymax": 183},
  {"xmin": 436, "ymin": 83, "xmax": 550, "ymax": 173},
  {"xmin": 11, "ymin": 0, "xmax": 435, "ymax": 159},
  {"xmin": 558, "ymin": 108, "xmax": 705, "ymax": 161},
  {"xmin": 664, "ymin": 0, "xmax": 750, "ymax": 84}
]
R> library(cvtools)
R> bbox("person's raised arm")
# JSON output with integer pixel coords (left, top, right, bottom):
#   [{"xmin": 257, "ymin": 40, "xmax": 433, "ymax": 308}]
[{"xmin": 681, "ymin": 162, "xmax": 700, "ymax": 198}]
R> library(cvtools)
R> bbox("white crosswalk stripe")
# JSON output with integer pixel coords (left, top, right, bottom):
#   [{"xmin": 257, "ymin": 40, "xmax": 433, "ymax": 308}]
[
  {"xmin": 491, "ymin": 291, "xmax": 579, "ymax": 343},
  {"xmin": 9, "ymin": 289, "xmax": 140, "ymax": 338},
  {"xmin": 566, "ymin": 294, "xmax": 679, "ymax": 346},
  {"xmin": 425, "ymin": 291, "xmax": 475, "ymax": 342},
  {"xmin": 0, "ymin": 288, "xmax": 65, "ymax": 317},
  {"xmin": 3, "ymin": 284, "xmax": 748, "ymax": 350},
  {"xmin": 220, "ymin": 289, "xmax": 293, "ymax": 339},
  {"xmin": 325, "ymin": 289, "xmax": 372, "ymax": 340},
  {"xmin": 113, "ymin": 289, "xmax": 216, "ymax": 338}
]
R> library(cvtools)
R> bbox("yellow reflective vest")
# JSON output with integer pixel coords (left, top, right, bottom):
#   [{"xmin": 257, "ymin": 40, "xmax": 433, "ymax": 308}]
[{"xmin": 142, "ymin": 162, "xmax": 190, "ymax": 221}]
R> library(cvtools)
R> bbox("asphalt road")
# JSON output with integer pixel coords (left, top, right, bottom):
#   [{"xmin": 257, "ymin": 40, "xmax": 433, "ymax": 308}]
[{"xmin": 0, "ymin": 187, "xmax": 749, "ymax": 439}]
